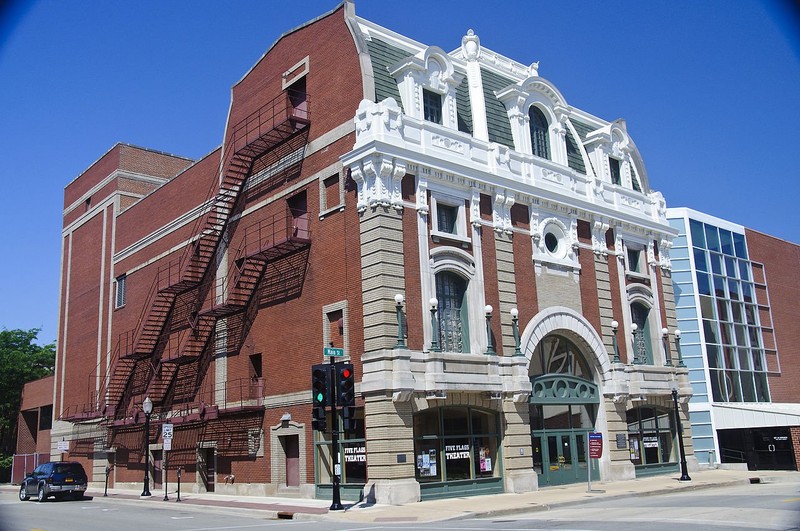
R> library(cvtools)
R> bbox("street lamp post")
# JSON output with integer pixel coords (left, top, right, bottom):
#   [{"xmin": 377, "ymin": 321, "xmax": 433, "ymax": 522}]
[
  {"xmin": 510, "ymin": 308, "xmax": 522, "ymax": 356},
  {"xmin": 394, "ymin": 294, "xmax": 407, "ymax": 349},
  {"xmin": 141, "ymin": 396, "xmax": 153, "ymax": 497},
  {"xmin": 484, "ymin": 305, "xmax": 495, "ymax": 355},
  {"xmin": 671, "ymin": 383, "xmax": 691, "ymax": 481},
  {"xmin": 611, "ymin": 320, "xmax": 620, "ymax": 363},
  {"xmin": 429, "ymin": 298, "xmax": 441, "ymax": 352}
]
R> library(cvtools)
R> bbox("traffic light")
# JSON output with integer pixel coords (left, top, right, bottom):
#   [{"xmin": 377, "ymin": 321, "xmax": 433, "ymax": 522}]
[
  {"xmin": 311, "ymin": 364, "xmax": 330, "ymax": 432},
  {"xmin": 341, "ymin": 406, "xmax": 356, "ymax": 433},
  {"xmin": 335, "ymin": 363, "xmax": 355, "ymax": 407}
]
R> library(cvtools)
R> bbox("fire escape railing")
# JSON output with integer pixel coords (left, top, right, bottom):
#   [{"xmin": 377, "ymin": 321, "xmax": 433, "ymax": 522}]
[{"xmin": 78, "ymin": 90, "xmax": 310, "ymax": 424}]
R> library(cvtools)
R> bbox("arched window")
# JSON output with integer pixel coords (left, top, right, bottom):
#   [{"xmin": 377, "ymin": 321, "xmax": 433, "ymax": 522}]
[
  {"xmin": 531, "ymin": 335, "xmax": 592, "ymax": 380},
  {"xmin": 435, "ymin": 271, "xmax": 470, "ymax": 352},
  {"xmin": 630, "ymin": 302, "xmax": 654, "ymax": 364},
  {"xmin": 529, "ymin": 107, "xmax": 550, "ymax": 160}
]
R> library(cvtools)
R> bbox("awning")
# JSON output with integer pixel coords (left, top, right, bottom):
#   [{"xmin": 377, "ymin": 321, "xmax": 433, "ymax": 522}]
[{"xmin": 713, "ymin": 402, "xmax": 800, "ymax": 429}]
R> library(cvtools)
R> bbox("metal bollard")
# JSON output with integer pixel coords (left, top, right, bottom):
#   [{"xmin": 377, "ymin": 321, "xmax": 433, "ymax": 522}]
[{"xmin": 176, "ymin": 466, "xmax": 182, "ymax": 502}]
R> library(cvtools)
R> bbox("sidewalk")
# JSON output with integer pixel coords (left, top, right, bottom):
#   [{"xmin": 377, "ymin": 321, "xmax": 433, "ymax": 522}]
[{"xmin": 4, "ymin": 468, "xmax": 797, "ymax": 523}]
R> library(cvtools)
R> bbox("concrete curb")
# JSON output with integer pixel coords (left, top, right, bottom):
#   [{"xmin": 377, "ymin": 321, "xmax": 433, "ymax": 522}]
[{"xmin": 449, "ymin": 478, "xmax": 754, "ymax": 522}]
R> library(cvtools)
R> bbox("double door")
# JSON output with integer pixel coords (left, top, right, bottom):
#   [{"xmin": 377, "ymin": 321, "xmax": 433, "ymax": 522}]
[
  {"xmin": 532, "ymin": 430, "xmax": 598, "ymax": 486},
  {"xmin": 752, "ymin": 428, "xmax": 795, "ymax": 470}
]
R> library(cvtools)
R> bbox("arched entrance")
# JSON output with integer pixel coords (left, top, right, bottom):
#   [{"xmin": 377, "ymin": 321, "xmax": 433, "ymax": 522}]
[{"xmin": 529, "ymin": 334, "xmax": 600, "ymax": 486}]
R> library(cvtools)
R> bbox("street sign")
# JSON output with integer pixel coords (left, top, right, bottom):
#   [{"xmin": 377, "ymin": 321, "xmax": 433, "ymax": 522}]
[
  {"xmin": 163, "ymin": 438, "xmax": 172, "ymax": 451},
  {"xmin": 57, "ymin": 441, "xmax": 69, "ymax": 451},
  {"xmin": 323, "ymin": 347, "xmax": 345, "ymax": 357},
  {"xmin": 162, "ymin": 423, "xmax": 174, "ymax": 439},
  {"xmin": 588, "ymin": 432, "xmax": 603, "ymax": 459}
]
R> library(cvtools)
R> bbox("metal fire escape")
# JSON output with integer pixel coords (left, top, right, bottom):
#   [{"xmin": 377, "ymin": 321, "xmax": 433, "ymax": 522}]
[{"xmin": 63, "ymin": 89, "xmax": 311, "ymax": 455}]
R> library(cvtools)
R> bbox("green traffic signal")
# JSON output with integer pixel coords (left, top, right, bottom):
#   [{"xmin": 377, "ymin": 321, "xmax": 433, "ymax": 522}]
[{"xmin": 315, "ymin": 391, "xmax": 324, "ymax": 403}]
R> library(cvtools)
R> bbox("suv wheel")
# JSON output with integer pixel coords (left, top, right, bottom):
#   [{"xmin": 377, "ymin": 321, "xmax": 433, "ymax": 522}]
[
  {"xmin": 19, "ymin": 485, "xmax": 29, "ymax": 501},
  {"xmin": 37, "ymin": 485, "xmax": 47, "ymax": 502}
]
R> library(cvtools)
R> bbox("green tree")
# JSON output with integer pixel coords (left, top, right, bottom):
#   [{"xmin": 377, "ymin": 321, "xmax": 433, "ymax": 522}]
[{"xmin": 0, "ymin": 328, "xmax": 55, "ymax": 477}]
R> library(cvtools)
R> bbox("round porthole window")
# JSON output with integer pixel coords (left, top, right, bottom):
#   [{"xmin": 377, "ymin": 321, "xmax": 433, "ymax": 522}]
[
  {"xmin": 541, "ymin": 221, "xmax": 568, "ymax": 259},
  {"xmin": 544, "ymin": 232, "xmax": 559, "ymax": 253}
]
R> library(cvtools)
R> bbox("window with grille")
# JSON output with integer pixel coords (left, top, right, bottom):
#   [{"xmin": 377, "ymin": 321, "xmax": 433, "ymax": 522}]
[
  {"xmin": 435, "ymin": 272, "xmax": 469, "ymax": 353},
  {"xmin": 115, "ymin": 274, "xmax": 126, "ymax": 308}
]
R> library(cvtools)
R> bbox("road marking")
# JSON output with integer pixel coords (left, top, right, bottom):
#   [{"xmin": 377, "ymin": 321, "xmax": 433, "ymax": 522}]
[
  {"xmin": 171, "ymin": 516, "xmax": 195, "ymax": 520},
  {"xmin": 782, "ymin": 497, "xmax": 800, "ymax": 502}
]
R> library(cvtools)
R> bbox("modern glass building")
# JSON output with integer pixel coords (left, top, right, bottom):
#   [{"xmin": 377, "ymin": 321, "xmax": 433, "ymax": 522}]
[{"xmin": 667, "ymin": 208, "xmax": 797, "ymax": 470}]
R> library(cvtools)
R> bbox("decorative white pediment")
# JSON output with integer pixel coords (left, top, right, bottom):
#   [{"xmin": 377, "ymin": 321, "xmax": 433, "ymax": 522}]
[
  {"xmin": 389, "ymin": 46, "xmax": 463, "ymax": 129},
  {"xmin": 353, "ymin": 98, "xmax": 404, "ymax": 148}
]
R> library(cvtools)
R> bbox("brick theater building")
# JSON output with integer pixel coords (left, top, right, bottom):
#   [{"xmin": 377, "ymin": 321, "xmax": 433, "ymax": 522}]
[{"xmin": 53, "ymin": 2, "xmax": 695, "ymax": 503}]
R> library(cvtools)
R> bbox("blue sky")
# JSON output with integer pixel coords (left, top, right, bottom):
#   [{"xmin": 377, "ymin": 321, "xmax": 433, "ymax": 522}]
[{"xmin": 1, "ymin": 0, "xmax": 798, "ymax": 345}]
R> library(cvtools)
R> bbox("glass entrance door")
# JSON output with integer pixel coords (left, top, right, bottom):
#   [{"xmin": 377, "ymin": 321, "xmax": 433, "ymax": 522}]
[{"xmin": 533, "ymin": 430, "xmax": 596, "ymax": 486}]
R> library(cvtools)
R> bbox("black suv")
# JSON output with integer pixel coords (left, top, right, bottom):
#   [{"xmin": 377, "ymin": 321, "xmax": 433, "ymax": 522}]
[{"xmin": 19, "ymin": 461, "xmax": 88, "ymax": 502}]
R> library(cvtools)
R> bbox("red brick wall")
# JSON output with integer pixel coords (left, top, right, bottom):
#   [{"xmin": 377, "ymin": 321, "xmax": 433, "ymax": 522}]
[
  {"xmin": 746, "ymin": 229, "xmax": 800, "ymax": 403},
  {"xmin": 57, "ymin": 212, "xmax": 107, "ymax": 415},
  {"xmin": 63, "ymin": 144, "xmax": 191, "ymax": 217},
  {"xmin": 577, "ymin": 221, "xmax": 601, "ymax": 337},
  {"xmin": 606, "ymin": 229, "xmax": 629, "ymax": 362},
  {"xmin": 402, "ymin": 175, "xmax": 424, "ymax": 351},
  {"xmin": 227, "ymin": 5, "xmax": 362, "ymax": 148},
  {"xmin": 511, "ymin": 205, "xmax": 538, "ymax": 331},
  {"xmin": 790, "ymin": 426, "xmax": 800, "ymax": 469},
  {"xmin": 115, "ymin": 148, "xmax": 219, "ymax": 252}
]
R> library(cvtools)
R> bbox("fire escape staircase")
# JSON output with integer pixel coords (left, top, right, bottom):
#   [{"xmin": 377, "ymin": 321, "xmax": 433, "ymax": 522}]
[{"xmin": 96, "ymin": 91, "xmax": 309, "ymax": 428}]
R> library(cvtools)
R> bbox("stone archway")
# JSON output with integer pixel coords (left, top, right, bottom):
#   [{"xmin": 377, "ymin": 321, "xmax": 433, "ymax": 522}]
[
  {"xmin": 519, "ymin": 307, "xmax": 613, "ymax": 485},
  {"xmin": 519, "ymin": 306, "xmax": 611, "ymax": 382}
]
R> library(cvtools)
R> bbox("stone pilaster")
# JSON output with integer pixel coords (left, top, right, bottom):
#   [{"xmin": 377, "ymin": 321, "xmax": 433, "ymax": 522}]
[
  {"xmin": 495, "ymin": 232, "xmax": 518, "ymax": 355},
  {"xmin": 363, "ymin": 393, "xmax": 420, "ymax": 504},
  {"xmin": 604, "ymin": 397, "xmax": 635, "ymax": 480},
  {"xmin": 501, "ymin": 398, "xmax": 537, "ymax": 492},
  {"xmin": 360, "ymin": 207, "xmax": 406, "ymax": 353}
]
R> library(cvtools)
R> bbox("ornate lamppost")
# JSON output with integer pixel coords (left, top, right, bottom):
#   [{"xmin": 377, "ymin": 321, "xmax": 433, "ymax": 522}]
[
  {"xmin": 510, "ymin": 307, "xmax": 522, "ymax": 356},
  {"xmin": 662, "ymin": 327, "xmax": 672, "ymax": 366},
  {"xmin": 429, "ymin": 298, "xmax": 441, "ymax": 352},
  {"xmin": 671, "ymin": 382, "xmax": 692, "ymax": 481},
  {"xmin": 484, "ymin": 305, "xmax": 495, "ymax": 355},
  {"xmin": 674, "ymin": 329, "xmax": 686, "ymax": 367},
  {"xmin": 611, "ymin": 320, "xmax": 620, "ymax": 363},
  {"xmin": 394, "ymin": 294, "xmax": 407, "ymax": 349}
]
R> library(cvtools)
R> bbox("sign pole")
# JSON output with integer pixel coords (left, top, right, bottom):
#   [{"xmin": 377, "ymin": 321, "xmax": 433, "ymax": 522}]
[
  {"xmin": 587, "ymin": 432, "xmax": 592, "ymax": 493},
  {"xmin": 329, "ymin": 355, "xmax": 344, "ymax": 511},
  {"xmin": 587, "ymin": 431, "xmax": 605, "ymax": 493}
]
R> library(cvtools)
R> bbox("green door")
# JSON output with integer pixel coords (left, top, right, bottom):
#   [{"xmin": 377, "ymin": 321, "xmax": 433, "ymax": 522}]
[
  {"xmin": 529, "ymin": 372, "xmax": 601, "ymax": 487},
  {"xmin": 534, "ymin": 430, "xmax": 597, "ymax": 486}
]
